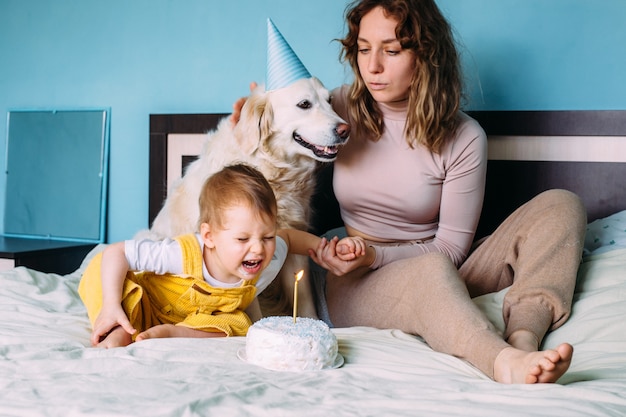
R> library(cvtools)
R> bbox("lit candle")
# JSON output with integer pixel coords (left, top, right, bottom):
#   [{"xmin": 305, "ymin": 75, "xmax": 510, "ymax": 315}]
[{"xmin": 293, "ymin": 270, "xmax": 304, "ymax": 323}]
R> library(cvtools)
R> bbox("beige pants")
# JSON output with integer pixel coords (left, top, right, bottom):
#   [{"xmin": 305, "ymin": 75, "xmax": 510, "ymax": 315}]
[{"xmin": 325, "ymin": 189, "xmax": 587, "ymax": 378}]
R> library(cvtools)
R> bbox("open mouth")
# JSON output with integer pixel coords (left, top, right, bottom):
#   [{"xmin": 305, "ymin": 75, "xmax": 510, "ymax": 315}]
[
  {"xmin": 242, "ymin": 260, "xmax": 262, "ymax": 274},
  {"xmin": 293, "ymin": 132, "xmax": 342, "ymax": 160}
]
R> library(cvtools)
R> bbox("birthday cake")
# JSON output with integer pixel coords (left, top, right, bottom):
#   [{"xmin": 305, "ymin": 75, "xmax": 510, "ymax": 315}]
[{"xmin": 242, "ymin": 316, "xmax": 341, "ymax": 371}]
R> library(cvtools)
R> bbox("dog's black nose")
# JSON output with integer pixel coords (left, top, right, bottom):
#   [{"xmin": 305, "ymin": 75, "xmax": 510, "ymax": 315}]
[{"xmin": 335, "ymin": 123, "xmax": 351, "ymax": 140}]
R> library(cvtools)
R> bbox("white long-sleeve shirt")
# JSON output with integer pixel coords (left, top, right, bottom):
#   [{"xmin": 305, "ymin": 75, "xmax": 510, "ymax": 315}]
[{"xmin": 124, "ymin": 234, "xmax": 287, "ymax": 294}]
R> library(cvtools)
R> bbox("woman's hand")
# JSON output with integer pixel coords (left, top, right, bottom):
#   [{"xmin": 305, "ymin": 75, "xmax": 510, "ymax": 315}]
[
  {"xmin": 229, "ymin": 81, "xmax": 258, "ymax": 127},
  {"xmin": 309, "ymin": 236, "xmax": 374, "ymax": 276},
  {"xmin": 90, "ymin": 304, "xmax": 136, "ymax": 346}
]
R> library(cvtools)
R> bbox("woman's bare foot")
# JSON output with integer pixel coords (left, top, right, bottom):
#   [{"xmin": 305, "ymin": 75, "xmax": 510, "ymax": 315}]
[
  {"xmin": 494, "ymin": 343, "xmax": 573, "ymax": 384},
  {"xmin": 507, "ymin": 329, "xmax": 540, "ymax": 352},
  {"xmin": 96, "ymin": 326, "xmax": 133, "ymax": 348},
  {"xmin": 135, "ymin": 324, "xmax": 226, "ymax": 341}
]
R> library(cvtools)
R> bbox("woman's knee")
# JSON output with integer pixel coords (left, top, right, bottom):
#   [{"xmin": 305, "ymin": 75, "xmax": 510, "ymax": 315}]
[
  {"xmin": 537, "ymin": 189, "xmax": 585, "ymax": 213},
  {"xmin": 532, "ymin": 189, "xmax": 587, "ymax": 226}
]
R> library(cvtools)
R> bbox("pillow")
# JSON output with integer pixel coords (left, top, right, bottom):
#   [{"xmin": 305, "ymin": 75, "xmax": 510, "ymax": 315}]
[{"xmin": 583, "ymin": 209, "xmax": 626, "ymax": 256}]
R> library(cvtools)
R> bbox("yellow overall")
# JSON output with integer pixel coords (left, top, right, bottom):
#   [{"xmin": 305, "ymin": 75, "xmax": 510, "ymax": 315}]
[{"xmin": 78, "ymin": 234, "xmax": 258, "ymax": 337}]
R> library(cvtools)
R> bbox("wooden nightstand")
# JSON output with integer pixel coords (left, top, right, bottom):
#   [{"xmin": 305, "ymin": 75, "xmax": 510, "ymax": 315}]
[{"xmin": 0, "ymin": 237, "xmax": 96, "ymax": 275}]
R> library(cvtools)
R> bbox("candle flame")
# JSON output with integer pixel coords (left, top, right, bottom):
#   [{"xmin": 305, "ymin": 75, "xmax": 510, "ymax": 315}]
[{"xmin": 295, "ymin": 270, "xmax": 304, "ymax": 282}]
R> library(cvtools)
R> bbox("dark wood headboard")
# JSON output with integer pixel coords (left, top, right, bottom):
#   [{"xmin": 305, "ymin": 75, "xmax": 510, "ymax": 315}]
[
  {"xmin": 467, "ymin": 111, "xmax": 626, "ymax": 237},
  {"xmin": 149, "ymin": 111, "xmax": 626, "ymax": 239},
  {"xmin": 148, "ymin": 113, "xmax": 228, "ymax": 224}
]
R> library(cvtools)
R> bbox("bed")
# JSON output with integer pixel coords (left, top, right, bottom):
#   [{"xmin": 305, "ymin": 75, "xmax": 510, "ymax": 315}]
[{"xmin": 1, "ymin": 111, "xmax": 626, "ymax": 416}]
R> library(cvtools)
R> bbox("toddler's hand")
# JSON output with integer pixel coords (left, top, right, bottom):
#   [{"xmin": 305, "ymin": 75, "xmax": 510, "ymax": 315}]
[
  {"xmin": 309, "ymin": 236, "xmax": 370, "ymax": 276},
  {"xmin": 336, "ymin": 236, "xmax": 367, "ymax": 261},
  {"xmin": 91, "ymin": 305, "xmax": 136, "ymax": 346}
]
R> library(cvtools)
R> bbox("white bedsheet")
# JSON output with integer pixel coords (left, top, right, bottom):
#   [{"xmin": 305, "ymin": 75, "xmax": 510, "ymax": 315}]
[{"xmin": 1, "ymin": 229, "xmax": 626, "ymax": 416}]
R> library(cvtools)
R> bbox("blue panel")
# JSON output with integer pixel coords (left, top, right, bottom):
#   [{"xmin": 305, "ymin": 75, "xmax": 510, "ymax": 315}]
[{"xmin": 4, "ymin": 109, "xmax": 109, "ymax": 242}]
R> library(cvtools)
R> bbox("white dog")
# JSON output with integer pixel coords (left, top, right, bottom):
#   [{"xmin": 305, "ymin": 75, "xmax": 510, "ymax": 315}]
[{"xmin": 137, "ymin": 77, "xmax": 349, "ymax": 316}]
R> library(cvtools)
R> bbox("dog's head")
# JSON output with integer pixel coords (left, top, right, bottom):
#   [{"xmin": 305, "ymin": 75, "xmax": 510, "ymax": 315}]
[{"xmin": 235, "ymin": 77, "xmax": 349, "ymax": 163}]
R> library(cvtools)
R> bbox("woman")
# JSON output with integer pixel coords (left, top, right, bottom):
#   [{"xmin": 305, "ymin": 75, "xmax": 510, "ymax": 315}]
[
  {"xmin": 233, "ymin": 0, "xmax": 586, "ymax": 384},
  {"xmin": 308, "ymin": 0, "xmax": 586, "ymax": 384}
]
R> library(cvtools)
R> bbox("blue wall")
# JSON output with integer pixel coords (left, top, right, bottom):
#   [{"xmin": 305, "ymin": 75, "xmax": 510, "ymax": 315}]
[{"xmin": 1, "ymin": 0, "xmax": 625, "ymax": 242}]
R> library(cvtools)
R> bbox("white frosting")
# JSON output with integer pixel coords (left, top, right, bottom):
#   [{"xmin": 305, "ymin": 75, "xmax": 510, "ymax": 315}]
[{"xmin": 245, "ymin": 316, "xmax": 338, "ymax": 371}]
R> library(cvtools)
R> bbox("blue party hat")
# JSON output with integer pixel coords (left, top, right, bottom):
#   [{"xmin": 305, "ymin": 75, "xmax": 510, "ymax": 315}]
[{"xmin": 266, "ymin": 18, "xmax": 311, "ymax": 91}]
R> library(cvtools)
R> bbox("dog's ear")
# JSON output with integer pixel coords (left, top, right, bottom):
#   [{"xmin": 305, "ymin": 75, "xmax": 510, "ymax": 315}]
[
  {"xmin": 235, "ymin": 92, "xmax": 274, "ymax": 155},
  {"xmin": 258, "ymin": 99, "xmax": 274, "ymax": 142}
]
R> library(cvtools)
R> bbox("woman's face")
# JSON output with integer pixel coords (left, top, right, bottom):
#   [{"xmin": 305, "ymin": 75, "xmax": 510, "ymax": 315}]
[{"xmin": 356, "ymin": 6, "xmax": 415, "ymax": 105}]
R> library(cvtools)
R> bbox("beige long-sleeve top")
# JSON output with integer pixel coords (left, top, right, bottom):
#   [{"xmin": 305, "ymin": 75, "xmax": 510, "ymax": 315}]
[{"xmin": 331, "ymin": 85, "xmax": 487, "ymax": 268}]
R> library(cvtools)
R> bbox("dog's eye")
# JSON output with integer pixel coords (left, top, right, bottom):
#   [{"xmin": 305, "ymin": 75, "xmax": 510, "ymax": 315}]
[{"xmin": 297, "ymin": 100, "xmax": 312, "ymax": 109}]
